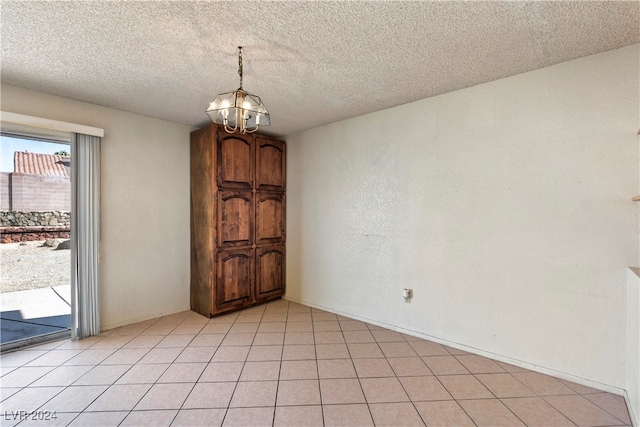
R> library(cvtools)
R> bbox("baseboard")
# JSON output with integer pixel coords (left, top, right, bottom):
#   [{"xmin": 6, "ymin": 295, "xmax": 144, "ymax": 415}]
[
  {"xmin": 624, "ymin": 390, "xmax": 638, "ymax": 427},
  {"xmin": 284, "ymin": 296, "xmax": 626, "ymax": 397},
  {"xmin": 101, "ymin": 305, "xmax": 191, "ymax": 331}
]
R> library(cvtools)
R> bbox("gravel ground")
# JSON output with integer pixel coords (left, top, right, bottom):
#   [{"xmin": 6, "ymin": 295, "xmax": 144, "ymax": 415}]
[{"xmin": 0, "ymin": 240, "xmax": 70, "ymax": 293}]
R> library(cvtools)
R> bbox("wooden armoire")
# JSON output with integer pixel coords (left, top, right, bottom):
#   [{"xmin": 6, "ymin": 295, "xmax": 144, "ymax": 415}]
[{"xmin": 190, "ymin": 123, "xmax": 286, "ymax": 317}]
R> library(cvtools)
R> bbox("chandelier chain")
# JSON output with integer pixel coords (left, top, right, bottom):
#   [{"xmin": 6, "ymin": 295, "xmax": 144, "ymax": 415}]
[{"xmin": 238, "ymin": 46, "xmax": 243, "ymax": 90}]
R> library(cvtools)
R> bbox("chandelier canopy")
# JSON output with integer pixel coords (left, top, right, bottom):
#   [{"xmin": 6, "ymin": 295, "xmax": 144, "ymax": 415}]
[{"xmin": 206, "ymin": 46, "xmax": 270, "ymax": 134}]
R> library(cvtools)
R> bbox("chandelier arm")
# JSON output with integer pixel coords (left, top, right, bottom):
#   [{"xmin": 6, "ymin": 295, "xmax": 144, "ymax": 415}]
[{"xmin": 223, "ymin": 108, "xmax": 238, "ymax": 133}]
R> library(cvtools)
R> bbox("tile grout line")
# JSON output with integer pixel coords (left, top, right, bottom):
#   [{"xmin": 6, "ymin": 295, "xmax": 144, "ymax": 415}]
[
  {"xmin": 165, "ymin": 314, "xmax": 213, "ymax": 427},
  {"xmin": 219, "ymin": 309, "xmax": 249, "ymax": 427},
  {"xmin": 311, "ymin": 309, "xmax": 326, "ymax": 427},
  {"xmin": 271, "ymin": 305, "xmax": 289, "ymax": 427},
  {"xmin": 392, "ymin": 329, "xmax": 428, "ymax": 426},
  {"xmin": 581, "ymin": 393, "xmax": 633, "ymax": 425},
  {"xmin": 441, "ymin": 353, "xmax": 519, "ymax": 424}
]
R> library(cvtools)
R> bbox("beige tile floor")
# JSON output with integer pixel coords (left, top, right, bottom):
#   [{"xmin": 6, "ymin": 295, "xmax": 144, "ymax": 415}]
[{"xmin": 0, "ymin": 299, "xmax": 632, "ymax": 426}]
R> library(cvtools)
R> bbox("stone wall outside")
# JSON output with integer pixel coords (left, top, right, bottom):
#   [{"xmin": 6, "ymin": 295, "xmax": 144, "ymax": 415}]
[
  {"xmin": 0, "ymin": 211, "xmax": 70, "ymax": 227},
  {"xmin": 0, "ymin": 211, "xmax": 71, "ymax": 243}
]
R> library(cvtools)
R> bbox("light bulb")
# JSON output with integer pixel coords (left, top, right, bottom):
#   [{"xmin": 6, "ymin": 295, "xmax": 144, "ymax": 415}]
[{"xmin": 221, "ymin": 100, "xmax": 230, "ymax": 118}]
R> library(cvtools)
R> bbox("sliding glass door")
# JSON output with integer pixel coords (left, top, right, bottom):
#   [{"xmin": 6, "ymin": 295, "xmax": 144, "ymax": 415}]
[{"xmin": 0, "ymin": 130, "xmax": 72, "ymax": 351}]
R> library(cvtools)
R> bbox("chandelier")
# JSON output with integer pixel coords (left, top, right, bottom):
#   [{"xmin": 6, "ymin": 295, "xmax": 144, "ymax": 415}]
[{"xmin": 206, "ymin": 46, "xmax": 270, "ymax": 134}]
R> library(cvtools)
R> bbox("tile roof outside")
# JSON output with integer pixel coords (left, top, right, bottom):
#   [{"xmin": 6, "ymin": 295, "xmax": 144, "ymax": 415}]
[{"xmin": 13, "ymin": 151, "xmax": 70, "ymax": 177}]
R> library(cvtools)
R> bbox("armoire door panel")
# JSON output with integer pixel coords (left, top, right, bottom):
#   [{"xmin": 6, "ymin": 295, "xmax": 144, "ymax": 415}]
[
  {"xmin": 256, "ymin": 137, "xmax": 286, "ymax": 191},
  {"xmin": 256, "ymin": 246, "xmax": 285, "ymax": 299},
  {"xmin": 218, "ymin": 190, "xmax": 253, "ymax": 247},
  {"xmin": 216, "ymin": 249, "xmax": 254, "ymax": 309},
  {"xmin": 217, "ymin": 131, "xmax": 254, "ymax": 189},
  {"xmin": 255, "ymin": 192, "xmax": 285, "ymax": 245}
]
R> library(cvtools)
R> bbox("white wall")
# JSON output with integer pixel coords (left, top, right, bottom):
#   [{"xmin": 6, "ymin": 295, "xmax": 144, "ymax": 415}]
[
  {"xmin": 286, "ymin": 44, "xmax": 640, "ymax": 392},
  {"xmin": 1, "ymin": 84, "xmax": 194, "ymax": 329},
  {"xmin": 628, "ymin": 268, "xmax": 640, "ymax": 425}
]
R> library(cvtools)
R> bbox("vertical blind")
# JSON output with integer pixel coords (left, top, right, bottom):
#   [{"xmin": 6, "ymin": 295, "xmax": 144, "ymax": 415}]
[{"xmin": 70, "ymin": 132, "xmax": 101, "ymax": 339}]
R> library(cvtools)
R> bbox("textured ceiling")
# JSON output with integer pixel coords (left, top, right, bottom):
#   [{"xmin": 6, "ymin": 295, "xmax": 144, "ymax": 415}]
[{"xmin": 1, "ymin": 1, "xmax": 639, "ymax": 138}]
